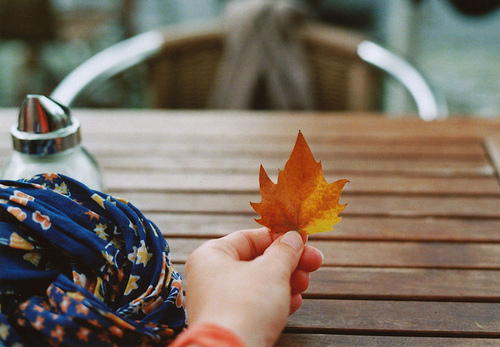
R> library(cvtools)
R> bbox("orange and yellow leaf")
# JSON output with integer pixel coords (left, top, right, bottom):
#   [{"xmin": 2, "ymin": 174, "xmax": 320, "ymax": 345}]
[{"xmin": 250, "ymin": 131, "xmax": 348, "ymax": 235}]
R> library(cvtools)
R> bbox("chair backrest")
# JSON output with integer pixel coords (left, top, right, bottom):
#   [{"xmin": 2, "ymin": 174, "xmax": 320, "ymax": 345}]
[
  {"xmin": 147, "ymin": 22, "xmax": 382, "ymax": 111},
  {"xmin": 50, "ymin": 21, "xmax": 447, "ymax": 119}
]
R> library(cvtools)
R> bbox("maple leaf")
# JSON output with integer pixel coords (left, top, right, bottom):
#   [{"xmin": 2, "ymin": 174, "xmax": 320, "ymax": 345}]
[{"xmin": 250, "ymin": 131, "xmax": 348, "ymax": 235}]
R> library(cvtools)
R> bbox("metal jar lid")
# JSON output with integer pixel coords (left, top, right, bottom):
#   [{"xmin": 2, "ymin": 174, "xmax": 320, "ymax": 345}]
[{"xmin": 11, "ymin": 95, "xmax": 81, "ymax": 155}]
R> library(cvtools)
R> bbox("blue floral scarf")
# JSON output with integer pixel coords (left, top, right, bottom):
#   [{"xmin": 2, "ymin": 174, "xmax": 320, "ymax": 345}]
[{"xmin": 0, "ymin": 174, "xmax": 186, "ymax": 346}]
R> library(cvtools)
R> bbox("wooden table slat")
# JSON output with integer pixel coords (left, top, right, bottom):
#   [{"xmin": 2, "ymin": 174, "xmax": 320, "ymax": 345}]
[
  {"xmin": 112, "ymin": 192, "xmax": 500, "ymax": 218},
  {"xmin": 167, "ymin": 238, "xmax": 500, "ymax": 269},
  {"xmin": 103, "ymin": 171, "xmax": 500, "ymax": 195},
  {"xmin": 78, "ymin": 137, "xmax": 487, "ymax": 159},
  {"xmin": 152, "ymin": 213, "xmax": 500, "ymax": 242},
  {"xmin": 174, "ymin": 264, "xmax": 500, "ymax": 302},
  {"xmin": 96, "ymin": 155, "xmax": 495, "ymax": 177},
  {"xmin": 64, "ymin": 110, "xmax": 500, "ymax": 138},
  {"xmin": 307, "ymin": 267, "xmax": 500, "ymax": 301},
  {"xmin": 287, "ymin": 299, "xmax": 500, "ymax": 337}
]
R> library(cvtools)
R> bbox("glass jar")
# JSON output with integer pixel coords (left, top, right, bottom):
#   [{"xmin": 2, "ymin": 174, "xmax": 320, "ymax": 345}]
[{"xmin": 0, "ymin": 95, "xmax": 103, "ymax": 190}]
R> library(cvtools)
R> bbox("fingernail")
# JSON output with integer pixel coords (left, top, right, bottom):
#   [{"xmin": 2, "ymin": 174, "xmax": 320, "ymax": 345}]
[
  {"xmin": 319, "ymin": 249, "xmax": 325, "ymax": 264},
  {"xmin": 280, "ymin": 231, "xmax": 303, "ymax": 251}
]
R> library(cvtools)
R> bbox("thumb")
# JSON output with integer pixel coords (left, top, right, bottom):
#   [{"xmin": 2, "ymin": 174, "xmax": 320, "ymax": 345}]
[{"xmin": 262, "ymin": 231, "xmax": 304, "ymax": 276}]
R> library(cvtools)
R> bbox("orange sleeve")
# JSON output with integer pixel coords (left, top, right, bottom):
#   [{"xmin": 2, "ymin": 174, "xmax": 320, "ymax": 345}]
[{"xmin": 169, "ymin": 322, "xmax": 246, "ymax": 347}]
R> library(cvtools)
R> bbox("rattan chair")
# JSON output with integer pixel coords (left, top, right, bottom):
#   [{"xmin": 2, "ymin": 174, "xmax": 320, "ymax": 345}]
[{"xmin": 50, "ymin": 21, "xmax": 448, "ymax": 120}]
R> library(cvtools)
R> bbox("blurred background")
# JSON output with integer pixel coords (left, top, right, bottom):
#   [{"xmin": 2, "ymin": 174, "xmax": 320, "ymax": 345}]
[{"xmin": 0, "ymin": 0, "xmax": 499, "ymax": 116}]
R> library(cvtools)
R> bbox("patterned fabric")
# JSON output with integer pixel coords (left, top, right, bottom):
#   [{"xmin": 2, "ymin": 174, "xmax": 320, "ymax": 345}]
[{"xmin": 0, "ymin": 174, "xmax": 186, "ymax": 346}]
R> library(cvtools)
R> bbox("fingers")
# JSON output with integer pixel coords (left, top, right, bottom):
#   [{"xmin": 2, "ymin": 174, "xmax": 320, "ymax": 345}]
[
  {"xmin": 261, "ymin": 231, "xmax": 304, "ymax": 279},
  {"xmin": 206, "ymin": 227, "xmax": 274, "ymax": 261},
  {"xmin": 213, "ymin": 228, "xmax": 320, "ymax": 265},
  {"xmin": 290, "ymin": 293, "xmax": 303, "ymax": 315},
  {"xmin": 216, "ymin": 228, "xmax": 306, "ymax": 268},
  {"xmin": 290, "ymin": 269, "xmax": 309, "ymax": 294},
  {"xmin": 290, "ymin": 245, "xmax": 322, "ymax": 298},
  {"xmin": 297, "ymin": 245, "xmax": 324, "ymax": 272},
  {"xmin": 289, "ymin": 244, "xmax": 323, "ymax": 316}
]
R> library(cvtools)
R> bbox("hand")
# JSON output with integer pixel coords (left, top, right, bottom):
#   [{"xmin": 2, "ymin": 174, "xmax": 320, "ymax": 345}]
[{"xmin": 184, "ymin": 227, "xmax": 323, "ymax": 347}]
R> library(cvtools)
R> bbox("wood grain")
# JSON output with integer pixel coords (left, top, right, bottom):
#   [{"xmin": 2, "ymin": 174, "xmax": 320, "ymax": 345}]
[
  {"xmin": 93, "ymin": 155, "xmax": 495, "ymax": 177},
  {"xmin": 167, "ymin": 238, "xmax": 500, "ymax": 269},
  {"xmin": 81, "ymin": 134, "xmax": 487, "ymax": 159},
  {"xmin": 174, "ymin": 265, "xmax": 500, "ymax": 302},
  {"xmin": 102, "ymin": 171, "xmax": 500, "ymax": 195},
  {"xmin": 110, "ymin": 191, "xmax": 500, "ymax": 218},
  {"xmin": 277, "ymin": 334, "xmax": 500, "ymax": 347},
  {"xmin": 152, "ymin": 213, "xmax": 500, "ymax": 241},
  {"xmin": 287, "ymin": 299, "xmax": 500, "ymax": 337},
  {"xmin": 306, "ymin": 267, "xmax": 500, "ymax": 301},
  {"xmin": 69, "ymin": 110, "xmax": 500, "ymax": 139}
]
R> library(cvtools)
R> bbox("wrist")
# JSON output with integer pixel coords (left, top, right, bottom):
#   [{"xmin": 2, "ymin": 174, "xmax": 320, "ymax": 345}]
[{"xmin": 169, "ymin": 322, "xmax": 246, "ymax": 347}]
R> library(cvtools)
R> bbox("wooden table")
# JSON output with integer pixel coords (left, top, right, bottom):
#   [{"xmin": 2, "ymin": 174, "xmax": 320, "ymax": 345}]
[{"xmin": 3, "ymin": 109, "xmax": 500, "ymax": 346}]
